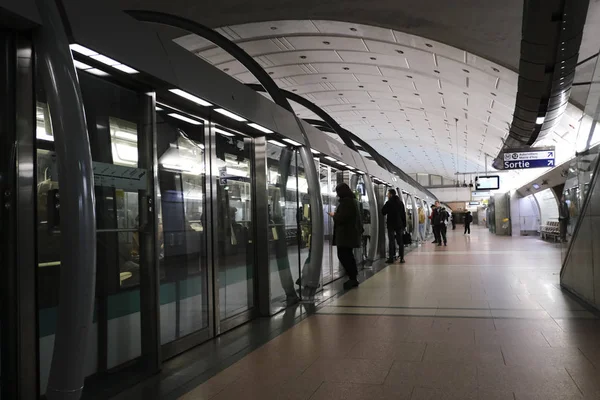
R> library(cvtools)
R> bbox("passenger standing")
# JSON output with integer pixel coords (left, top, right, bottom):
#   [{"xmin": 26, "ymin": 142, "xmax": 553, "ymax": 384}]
[
  {"xmin": 329, "ymin": 183, "xmax": 364, "ymax": 289},
  {"xmin": 451, "ymin": 212, "xmax": 457, "ymax": 230},
  {"xmin": 464, "ymin": 211, "xmax": 473, "ymax": 234},
  {"xmin": 418, "ymin": 206, "xmax": 426, "ymax": 243},
  {"xmin": 431, "ymin": 204, "xmax": 440, "ymax": 244},
  {"xmin": 432, "ymin": 202, "xmax": 448, "ymax": 246},
  {"xmin": 439, "ymin": 207, "xmax": 449, "ymax": 246},
  {"xmin": 559, "ymin": 196, "xmax": 570, "ymax": 243},
  {"xmin": 382, "ymin": 189, "xmax": 407, "ymax": 264}
]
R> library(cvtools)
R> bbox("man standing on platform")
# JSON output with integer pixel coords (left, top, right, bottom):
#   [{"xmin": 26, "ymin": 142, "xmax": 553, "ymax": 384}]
[
  {"xmin": 464, "ymin": 211, "xmax": 473, "ymax": 234},
  {"xmin": 382, "ymin": 189, "xmax": 407, "ymax": 264},
  {"xmin": 431, "ymin": 203, "xmax": 440, "ymax": 244}
]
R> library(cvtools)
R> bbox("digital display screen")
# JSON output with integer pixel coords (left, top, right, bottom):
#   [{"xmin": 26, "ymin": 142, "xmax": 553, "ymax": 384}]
[{"xmin": 476, "ymin": 176, "xmax": 500, "ymax": 190}]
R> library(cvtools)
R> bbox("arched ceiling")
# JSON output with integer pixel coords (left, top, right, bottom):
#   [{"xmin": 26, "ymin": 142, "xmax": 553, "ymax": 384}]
[
  {"xmin": 170, "ymin": 20, "xmax": 582, "ymax": 185},
  {"xmin": 120, "ymin": 0, "xmax": 524, "ymax": 70}
]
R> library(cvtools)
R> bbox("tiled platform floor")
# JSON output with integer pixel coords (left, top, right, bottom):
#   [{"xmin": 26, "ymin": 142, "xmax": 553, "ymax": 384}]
[{"xmin": 180, "ymin": 226, "xmax": 600, "ymax": 399}]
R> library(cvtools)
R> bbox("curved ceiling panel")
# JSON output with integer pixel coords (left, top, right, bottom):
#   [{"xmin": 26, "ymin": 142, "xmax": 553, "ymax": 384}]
[
  {"xmin": 120, "ymin": 0, "xmax": 524, "ymax": 71},
  {"xmin": 170, "ymin": 20, "xmax": 585, "ymax": 187}
]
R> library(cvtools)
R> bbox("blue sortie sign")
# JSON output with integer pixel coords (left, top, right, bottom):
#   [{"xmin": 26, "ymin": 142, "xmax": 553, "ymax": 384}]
[{"xmin": 502, "ymin": 149, "xmax": 555, "ymax": 170}]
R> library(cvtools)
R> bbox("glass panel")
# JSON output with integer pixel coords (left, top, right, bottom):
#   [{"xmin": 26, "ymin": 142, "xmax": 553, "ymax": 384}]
[
  {"xmin": 351, "ymin": 174, "xmax": 369, "ymax": 268},
  {"xmin": 416, "ymin": 198, "xmax": 425, "ymax": 242},
  {"xmin": 417, "ymin": 173, "xmax": 429, "ymax": 186},
  {"xmin": 330, "ymin": 168, "xmax": 344, "ymax": 280},
  {"xmin": 266, "ymin": 143, "xmax": 300, "ymax": 311},
  {"xmin": 320, "ymin": 165, "xmax": 333, "ymax": 286},
  {"xmin": 156, "ymin": 112, "xmax": 209, "ymax": 344},
  {"xmin": 405, "ymin": 194, "xmax": 414, "ymax": 245},
  {"xmin": 214, "ymin": 127, "xmax": 254, "ymax": 321},
  {"xmin": 430, "ymin": 175, "xmax": 442, "ymax": 186},
  {"xmin": 297, "ymin": 155, "xmax": 312, "ymax": 288},
  {"xmin": 36, "ymin": 73, "xmax": 147, "ymax": 392}
]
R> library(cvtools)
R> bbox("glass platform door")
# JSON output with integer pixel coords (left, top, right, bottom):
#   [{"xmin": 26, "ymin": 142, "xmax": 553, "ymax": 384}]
[
  {"xmin": 211, "ymin": 125, "xmax": 256, "ymax": 333},
  {"xmin": 36, "ymin": 72, "xmax": 160, "ymax": 395}
]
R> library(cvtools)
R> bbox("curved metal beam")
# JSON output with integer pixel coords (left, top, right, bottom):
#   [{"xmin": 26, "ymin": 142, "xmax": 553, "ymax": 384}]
[
  {"xmin": 34, "ymin": 0, "xmax": 97, "ymax": 398},
  {"xmin": 247, "ymin": 84, "xmax": 392, "ymax": 171},
  {"xmin": 129, "ymin": 10, "xmax": 324, "ymax": 292},
  {"xmin": 249, "ymin": 86, "xmax": 437, "ymax": 201},
  {"xmin": 126, "ymin": 10, "xmax": 294, "ymax": 113}
]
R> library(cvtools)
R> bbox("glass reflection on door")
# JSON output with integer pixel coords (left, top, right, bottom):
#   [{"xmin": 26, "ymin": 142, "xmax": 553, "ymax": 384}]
[
  {"xmin": 320, "ymin": 165, "xmax": 333, "ymax": 285},
  {"xmin": 266, "ymin": 143, "xmax": 301, "ymax": 311},
  {"xmin": 156, "ymin": 112, "xmax": 209, "ymax": 346},
  {"xmin": 214, "ymin": 128, "xmax": 254, "ymax": 322},
  {"xmin": 36, "ymin": 73, "xmax": 151, "ymax": 393}
]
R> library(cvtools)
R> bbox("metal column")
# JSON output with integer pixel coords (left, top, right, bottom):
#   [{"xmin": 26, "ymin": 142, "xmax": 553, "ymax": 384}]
[{"xmin": 34, "ymin": 0, "xmax": 97, "ymax": 398}]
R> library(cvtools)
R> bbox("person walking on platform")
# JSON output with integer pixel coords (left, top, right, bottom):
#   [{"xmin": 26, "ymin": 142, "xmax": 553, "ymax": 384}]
[
  {"xmin": 418, "ymin": 206, "xmax": 426, "ymax": 243},
  {"xmin": 451, "ymin": 212, "xmax": 457, "ymax": 230},
  {"xmin": 382, "ymin": 189, "xmax": 407, "ymax": 264},
  {"xmin": 329, "ymin": 183, "xmax": 364, "ymax": 290},
  {"xmin": 464, "ymin": 211, "xmax": 473, "ymax": 234},
  {"xmin": 439, "ymin": 207, "xmax": 449, "ymax": 246}
]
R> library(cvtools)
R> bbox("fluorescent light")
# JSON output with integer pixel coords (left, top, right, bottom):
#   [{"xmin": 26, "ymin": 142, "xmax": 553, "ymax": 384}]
[
  {"xmin": 310, "ymin": 148, "xmax": 320, "ymax": 154},
  {"xmin": 324, "ymin": 156, "xmax": 337, "ymax": 162},
  {"xmin": 113, "ymin": 64, "xmax": 139, "ymax": 74},
  {"xmin": 346, "ymin": 166, "xmax": 355, "ymax": 170},
  {"xmin": 87, "ymin": 68, "xmax": 109, "ymax": 77},
  {"xmin": 214, "ymin": 127, "xmax": 235, "ymax": 137},
  {"xmin": 169, "ymin": 89, "xmax": 212, "ymax": 107},
  {"xmin": 268, "ymin": 140, "xmax": 287, "ymax": 147},
  {"xmin": 155, "ymin": 107, "xmax": 163, "ymax": 111},
  {"xmin": 70, "ymin": 44, "xmax": 98, "ymax": 56},
  {"xmin": 168, "ymin": 113, "xmax": 202, "ymax": 125},
  {"xmin": 356, "ymin": 170, "xmax": 365, "ymax": 174},
  {"xmin": 215, "ymin": 108, "xmax": 247, "ymax": 122},
  {"xmin": 336, "ymin": 161, "xmax": 347, "ymax": 166},
  {"xmin": 248, "ymin": 122, "xmax": 273, "ymax": 134},
  {"xmin": 91, "ymin": 54, "xmax": 119, "ymax": 66},
  {"xmin": 74, "ymin": 60, "xmax": 92, "ymax": 70},
  {"xmin": 536, "ymin": 116, "xmax": 545, "ymax": 125},
  {"xmin": 282, "ymin": 138, "xmax": 302, "ymax": 146},
  {"xmin": 114, "ymin": 130, "xmax": 138, "ymax": 142}
]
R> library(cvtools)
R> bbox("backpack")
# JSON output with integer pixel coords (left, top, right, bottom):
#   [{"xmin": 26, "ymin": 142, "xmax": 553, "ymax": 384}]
[{"xmin": 403, "ymin": 230, "xmax": 412, "ymax": 245}]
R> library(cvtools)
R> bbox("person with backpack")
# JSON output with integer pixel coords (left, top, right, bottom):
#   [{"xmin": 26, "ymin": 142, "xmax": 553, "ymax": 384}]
[
  {"xmin": 382, "ymin": 189, "xmax": 407, "ymax": 264},
  {"xmin": 329, "ymin": 182, "xmax": 364, "ymax": 289},
  {"xmin": 464, "ymin": 211, "xmax": 473, "ymax": 235}
]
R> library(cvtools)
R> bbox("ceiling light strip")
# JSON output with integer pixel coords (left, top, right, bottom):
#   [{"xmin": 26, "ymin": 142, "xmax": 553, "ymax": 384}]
[{"xmin": 70, "ymin": 43, "xmax": 138, "ymax": 74}]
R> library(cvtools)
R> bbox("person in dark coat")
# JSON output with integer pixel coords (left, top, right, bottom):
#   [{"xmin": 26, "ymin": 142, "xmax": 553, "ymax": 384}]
[
  {"xmin": 464, "ymin": 211, "xmax": 473, "ymax": 234},
  {"xmin": 382, "ymin": 189, "xmax": 407, "ymax": 264},
  {"xmin": 329, "ymin": 182, "xmax": 364, "ymax": 289},
  {"xmin": 431, "ymin": 203, "xmax": 440, "ymax": 244},
  {"xmin": 431, "ymin": 201, "xmax": 448, "ymax": 246}
]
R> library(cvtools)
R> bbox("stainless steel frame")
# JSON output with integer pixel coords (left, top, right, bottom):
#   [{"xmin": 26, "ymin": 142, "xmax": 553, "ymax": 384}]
[
  {"xmin": 0, "ymin": 32, "xmax": 38, "ymax": 400},
  {"xmin": 138, "ymin": 92, "xmax": 161, "ymax": 369},
  {"xmin": 253, "ymin": 136, "xmax": 270, "ymax": 316}
]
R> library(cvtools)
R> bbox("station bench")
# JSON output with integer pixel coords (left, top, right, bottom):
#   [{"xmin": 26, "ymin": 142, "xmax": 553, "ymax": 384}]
[{"xmin": 540, "ymin": 221, "xmax": 560, "ymax": 242}]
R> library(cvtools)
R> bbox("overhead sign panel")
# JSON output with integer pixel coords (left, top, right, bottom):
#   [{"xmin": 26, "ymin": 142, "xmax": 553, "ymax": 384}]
[
  {"xmin": 502, "ymin": 147, "xmax": 555, "ymax": 170},
  {"xmin": 475, "ymin": 176, "xmax": 500, "ymax": 190}
]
